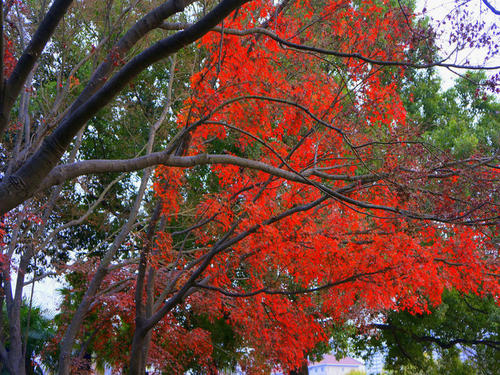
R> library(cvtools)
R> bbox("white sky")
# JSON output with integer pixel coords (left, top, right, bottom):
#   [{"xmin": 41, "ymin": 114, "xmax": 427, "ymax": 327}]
[{"xmin": 417, "ymin": 0, "xmax": 500, "ymax": 89}]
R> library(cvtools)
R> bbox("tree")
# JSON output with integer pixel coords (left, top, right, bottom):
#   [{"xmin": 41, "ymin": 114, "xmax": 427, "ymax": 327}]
[
  {"xmin": 1, "ymin": 301, "xmax": 54, "ymax": 375},
  {"xmin": 402, "ymin": 70, "xmax": 499, "ymax": 158},
  {"xmin": 0, "ymin": 0, "xmax": 498, "ymax": 374},
  {"xmin": 384, "ymin": 292, "xmax": 499, "ymax": 375},
  {"xmin": 348, "ymin": 290, "xmax": 499, "ymax": 375},
  {"xmin": 322, "ymin": 70, "xmax": 500, "ymax": 375}
]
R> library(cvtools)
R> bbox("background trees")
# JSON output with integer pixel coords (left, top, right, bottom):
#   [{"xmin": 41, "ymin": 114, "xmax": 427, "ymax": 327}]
[
  {"xmin": 379, "ymin": 290, "xmax": 499, "ymax": 375},
  {"xmin": 0, "ymin": 0, "xmax": 498, "ymax": 374},
  {"xmin": 369, "ymin": 68, "xmax": 500, "ymax": 375}
]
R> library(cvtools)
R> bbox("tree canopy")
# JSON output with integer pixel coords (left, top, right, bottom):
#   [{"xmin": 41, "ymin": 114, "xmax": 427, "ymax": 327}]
[{"xmin": 0, "ymin": 0, "xmax": 498, "ymax": 374}]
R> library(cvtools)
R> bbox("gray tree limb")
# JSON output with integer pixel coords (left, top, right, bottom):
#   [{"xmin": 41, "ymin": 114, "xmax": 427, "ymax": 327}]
[{"xmin": 0, "ymin": 0, "xmax": 251, "ymax": 216}]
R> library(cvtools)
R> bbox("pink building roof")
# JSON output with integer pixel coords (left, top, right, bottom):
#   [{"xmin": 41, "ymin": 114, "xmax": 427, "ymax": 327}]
[{"xmin": 310, "ymin": 354, "xmax": 363, "ymax": 366}]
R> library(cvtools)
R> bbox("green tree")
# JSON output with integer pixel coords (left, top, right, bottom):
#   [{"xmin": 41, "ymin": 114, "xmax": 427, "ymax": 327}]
[
  {"xmin": 402, "ymin": 70, "xmax": 499, "ymax": 158},
  {"xmin": 376, "ymin": 290, "xmax": 499, "ymax": 375}
]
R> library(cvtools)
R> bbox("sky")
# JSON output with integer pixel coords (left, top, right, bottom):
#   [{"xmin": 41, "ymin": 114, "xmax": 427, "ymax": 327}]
[{"xmin": 417, "ymin": 0, "xmax": 500, "ymax": 89}]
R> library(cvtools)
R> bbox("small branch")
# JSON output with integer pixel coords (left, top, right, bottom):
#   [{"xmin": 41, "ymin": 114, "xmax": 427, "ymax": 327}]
[
  {"xmin": 373, "ymin": 323, "xmax": 500, "ymax": 349},
  {"xmin": 107, "ymin": 258, "xmax": 139, "ymax": 272},
  {"xmin": 23, "ymin": 272, "xmax": 58, "ymax": 286},
  {"xmin": 39, "ymin": 173, "xmax": 126, "ymax": 249},
  {"xmin": 159, "ymin": 23, "xmax": 500, "ymax": 70},
  {"xmin": 194, "ymin": 268, "xmax": 392, "ymax": 297},
  {"xmin": 482, "ymin": 0, "xmax": 500, "ymax": 15}
]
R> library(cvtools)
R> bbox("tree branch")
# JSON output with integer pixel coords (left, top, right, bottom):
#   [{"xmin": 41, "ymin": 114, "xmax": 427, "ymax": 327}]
[
  {"xmin": 0, "ymin": 0, "xmax": 74, "ymax": 136},
  {"xmin": 23, "ymin": 272, "xmax": 58, "ymax": 286},
  {"xmin": 37, "ymin": 151, "xmax": 492, "ymax": 224},
  {"xmin": 373, "ymin": 323, "xmax": 500, "ymax": 349},
  {"xmin": 0, "ymin": 0, "xmax": 251, "ymax": 216},
  {"xmin": 482, "ymin": 0, "xmax": 500, "ymax": 15},
  {"xmin": 194, "ymin": 268, "xmax": 392, "ymax": 297},
  {"xmin": 160, "ymin": 23, "xmax": 500, "ymax": 70},
  {"xmin": 38, "ymin": 153, "xmax": 379, "ymax": 192}
]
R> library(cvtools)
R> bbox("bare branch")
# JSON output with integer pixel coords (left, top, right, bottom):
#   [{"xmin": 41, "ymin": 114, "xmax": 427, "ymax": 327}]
[
  {"xmin": 373, "ymin": 323, "xmax": 500, "ymax": 349},
  {"xmin": 23, "ymin": 272, "xmax": 58, "ymax": 286},
  {"xmin": 194, "ymin": 268, "xmax": 392, "ymax": 297},
  {"xmin": 39, "ymin": 153, "xmax": 379, "ymax": 191},
  {"xmin": 159, "ymin": 23, "xmax": 500, "ymax": 70},
  {"xmin": 37, "ymin": 149, "xmax": 494, "ymax": 224},
  {"xmin": 482, "ymin": 0, "xmax": 500, "ymax": 15},
  {"xmin": 39, "ymin": 173, "xmax": 126, "ymax": 249}
]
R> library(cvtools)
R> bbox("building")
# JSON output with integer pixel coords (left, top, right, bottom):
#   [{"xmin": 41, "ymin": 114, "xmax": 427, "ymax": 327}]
[
  {"xmin": 365, "ymin": 351, "xmax": 385, "ymax": 374},
  {"xmin": 271, "ymin": 355, "xmax": 365, "ymax": 375},
  {"xmin": 308, "ymin": 355, "xmax": 365, "ymax": 375}
]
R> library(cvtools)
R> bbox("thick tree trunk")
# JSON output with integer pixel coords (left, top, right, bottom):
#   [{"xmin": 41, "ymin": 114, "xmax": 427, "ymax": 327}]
[
  {"xmin": 6, "ymin": 315, "xmax": 25, "ymax": 375},
  {"xmin": 289, "ymin": 362, "xmax": 309, "ymax": 375},
  {"xmin": 128, "ymin": 325, "xmax": 148, "ymax": 375}
]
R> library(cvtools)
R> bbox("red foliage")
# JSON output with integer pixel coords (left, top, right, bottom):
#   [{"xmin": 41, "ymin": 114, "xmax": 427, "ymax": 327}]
[
  {"xmin": 3, "ymin": 36, "xmax": 16, "ymax": 78},
  {"xmin": 151, "ymin": 0, "xmax": 499, "ymax": 372},
  {"xmin": 56, "ymin": 1, "xmax": 498, "ymax": 373}
]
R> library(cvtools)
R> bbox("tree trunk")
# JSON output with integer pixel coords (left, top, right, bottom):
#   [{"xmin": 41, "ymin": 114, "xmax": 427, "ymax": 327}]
[
  {"xmin": 128, "ymin": 324, "xmax": 148, "ymax": 375},
  {"xmin": 5, "ymin": 250, "xmax": 31, "ymax": 375},
  {"xmin": 6, "ymin": 322, "xmax": 25, "ymax": 375},
  {"xmin": 289, "ymin": 362, "xmax": 309, "ymax": 375}
]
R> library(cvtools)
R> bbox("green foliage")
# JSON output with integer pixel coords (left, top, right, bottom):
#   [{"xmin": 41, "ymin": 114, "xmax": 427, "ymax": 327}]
[
  {"xmin": 188, "ymin": 314, "xmax": 242, "ymax": 374},
  {"xmin": 402, "ymin": 70, "xmax": 499, "ymax": 158},
  {"xmin": 377, "ymin": 290, "xmax": 499, "ymax": 375},
  {"xmin": 383, "ymin": 355, "xmax": 478, "ymax": 375},
  {"xmin": 328, "ymin": 291, "xmax": 498, "ymax": 375}
]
